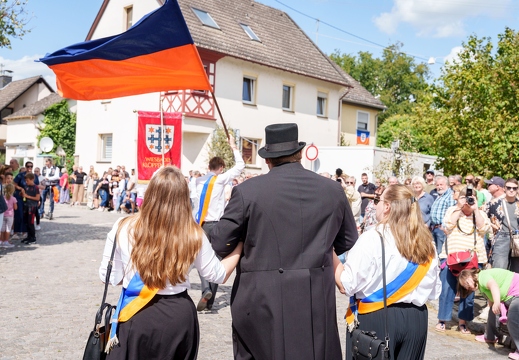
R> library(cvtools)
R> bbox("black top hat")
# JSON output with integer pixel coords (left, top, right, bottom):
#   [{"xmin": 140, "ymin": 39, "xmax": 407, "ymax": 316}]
[{"xmin": 258, "ymin": 123, "xmax": 306, "ymax": 159}]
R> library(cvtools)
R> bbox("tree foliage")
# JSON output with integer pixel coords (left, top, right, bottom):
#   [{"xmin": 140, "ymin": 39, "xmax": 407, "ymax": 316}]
[
  {"xmin": 206, "ymin": 125, "xmax": 236, "ymax": 170},
  {"xmin": 376, "ymin": 114, "xmax": 433, "ymax": 155},
  {"xmin": 330, "ymin": 42, "xmax": 430, "ymax": 124},
  {"xmin": 416, "ymin": 28, "xmax": 519, "ymax": 178},
  {"xmin": 0, "ymin": 0, "xmax": 30, "ymax": 49},
  {"xmin": 37, "ymin": 100, "xmax": 76, "ymax": 165}
]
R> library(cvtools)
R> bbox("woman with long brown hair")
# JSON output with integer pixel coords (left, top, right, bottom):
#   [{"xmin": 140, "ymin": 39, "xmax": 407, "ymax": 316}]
[
  {"xmin": 99, "ymin": 166, "xmax": 242, "ymax": 359},
  {"xmin": 336, "ymin": 184, "xmax": 441, "ymax": 359}
]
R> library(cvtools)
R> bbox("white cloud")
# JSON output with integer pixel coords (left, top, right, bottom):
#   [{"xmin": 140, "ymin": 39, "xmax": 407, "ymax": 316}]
[
  {"xmin": 374, "ymin": 0, "xmax": 512, "ymax": 38},
  {"xmin": 0, "ymin": 55, "xmax": 56, "ymax": 90},
  {"xmin": 444, "ymin": 46, "xmax": 463, "ymax": 65}
]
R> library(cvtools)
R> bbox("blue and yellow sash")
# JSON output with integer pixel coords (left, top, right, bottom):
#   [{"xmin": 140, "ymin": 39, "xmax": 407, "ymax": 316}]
[
  {"xmin": 195, "ymin": 175, "xmax": 216, "ymax": 225},
  {"xmin": 346, "ymin": 258, "xmax": 432, "ymax": 331},
  {"xmin": 106, "ymin": 272, "xmax": 158, "ymax": 352}
]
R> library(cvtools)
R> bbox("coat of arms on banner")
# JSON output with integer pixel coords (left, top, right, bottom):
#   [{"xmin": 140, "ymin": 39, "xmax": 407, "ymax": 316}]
[{"xmin": 146, "ymin": 125, "xmax": 174, "ymax": 155}]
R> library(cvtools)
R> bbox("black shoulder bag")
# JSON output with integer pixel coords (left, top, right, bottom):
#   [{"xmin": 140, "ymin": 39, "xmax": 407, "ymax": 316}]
[
  {"xmin": 351, "ymin": 232, "xmax": 390, "ymax": 360},
  {"xmin": 83, "ymin": 237, "xmax": 117, "ymax": 360}
]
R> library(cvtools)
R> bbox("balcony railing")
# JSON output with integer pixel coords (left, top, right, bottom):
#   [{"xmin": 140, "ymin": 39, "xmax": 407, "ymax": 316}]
[{"xmin": 162, "ymin": 90, "xmax": 215, "ymax": 120}]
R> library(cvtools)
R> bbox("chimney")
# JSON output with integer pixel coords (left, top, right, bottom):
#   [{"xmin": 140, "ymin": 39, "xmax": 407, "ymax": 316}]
[{"xmin": 0, "ymin": 69, "xmax": 13, "ymax": 87}]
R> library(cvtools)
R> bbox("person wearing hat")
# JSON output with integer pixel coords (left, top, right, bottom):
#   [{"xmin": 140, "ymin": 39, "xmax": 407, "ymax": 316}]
[
  {"xmin": 424, "ymin": 169, "xmax": 436, "ymax": 193},
  {"xmin": 211, "ymin": 123, "xmax": 358, "ymax": 359}
]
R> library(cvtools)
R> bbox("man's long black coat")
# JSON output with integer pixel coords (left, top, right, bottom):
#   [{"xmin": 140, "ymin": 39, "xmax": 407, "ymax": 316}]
[{"xmin": 212, "ymin": 162, "xmax": 358, "ymax": 360}]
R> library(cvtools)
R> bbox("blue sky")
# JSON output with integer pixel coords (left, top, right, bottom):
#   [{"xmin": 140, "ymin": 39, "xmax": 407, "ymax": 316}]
[{"xmin": 1, "ymin": 0, "xmax": 518, "ymax": 88}]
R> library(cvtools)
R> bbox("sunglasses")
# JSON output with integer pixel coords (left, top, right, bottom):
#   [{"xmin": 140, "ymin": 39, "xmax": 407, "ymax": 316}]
[
  {"xmin": 345, "ymin": 181, "xmax": 354, "ymax": 184},
  {"xmin": 506, "ymin": 186, "xmax": 518, "ymax": 191},
  {"xmin": 26, "ymin": 165, "xmax": 33, "ymax": 168}
]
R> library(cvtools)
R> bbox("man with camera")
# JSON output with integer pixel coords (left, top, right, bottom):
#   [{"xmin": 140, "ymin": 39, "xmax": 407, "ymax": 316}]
[{"xmin": 484, "ymin": 178, "xmax": 519, "ymax": 271}]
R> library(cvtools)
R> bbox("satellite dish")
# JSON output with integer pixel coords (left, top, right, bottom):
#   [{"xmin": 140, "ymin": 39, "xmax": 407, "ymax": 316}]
[{"xmin": 39, "ymin": 137, "xmax": 54, "ymax": 152}]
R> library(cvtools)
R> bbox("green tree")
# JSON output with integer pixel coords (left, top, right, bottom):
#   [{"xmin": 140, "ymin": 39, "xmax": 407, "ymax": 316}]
[
  {"xmin": 206, "ymin": 125, "xmax": 236, "ymax": 170},
  {"xmin": 416, "ymin": 28, "xmax": 519, "ymax": 178},
  {"xmin": 37, "ymin": 100, "xmax": 76, "ymax": 169},
  {"xmin": 0, "ymin": 0, "xmax": 30, "ymax": 49},
  {"xmin": 330, "ymin": 43, "xmax": 430, "ymax": 124},
  {"xmin": 376, "ymin": 114, "xmax": 433, "ymax": 154}
]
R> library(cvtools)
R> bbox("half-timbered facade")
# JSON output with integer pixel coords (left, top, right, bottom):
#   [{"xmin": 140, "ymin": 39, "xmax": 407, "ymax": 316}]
[{"xmin": 75, "ymin": 0, "xmax": 351, "ymax": 174}]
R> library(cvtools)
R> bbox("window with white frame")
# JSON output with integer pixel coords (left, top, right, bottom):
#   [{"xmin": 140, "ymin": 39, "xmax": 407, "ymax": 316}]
[
  {"xmin": 282, "ymin": 84, "xmax": 293, "ymax": 111},
  {"xmin": 317, "ymin": 91, "xmax": 327, "ymax": 116},
  {"xmin": 125, "ymin": 6, "xmax": 133, "ymax": 30},
  {"xmin": 192, "ymin": 8, "xmax": 220, "ymax": 29},
  {"xmin": 357, "ymin": 111, "xmax": 369, "ymax": 131},
  {"xmin": 241, "ymin": 137, "xmax": 259, "ymax": 165},
  {"xmin": 99, "ymin": 134, "xmax": 113, "ymax": 161},
  {"xmin": 240, "ymin": 24, "xmax": 261, "ymax": 42},
  {"xmin": 242, "ymin": 77, "xmax": 256, "ymax": 104}
]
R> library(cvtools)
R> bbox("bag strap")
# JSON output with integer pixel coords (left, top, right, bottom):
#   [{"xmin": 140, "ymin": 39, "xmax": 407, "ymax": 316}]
[
  {"xmin": 95, "ymin": 235, "xmax": 118, "ymax": 327},
  {"xmin": 376, "ymin": 230, "xmax": 390, "ymax": 351},
  {"xmin": 503, "ymin": 199, "xmax": 515, "ymax": 241}
]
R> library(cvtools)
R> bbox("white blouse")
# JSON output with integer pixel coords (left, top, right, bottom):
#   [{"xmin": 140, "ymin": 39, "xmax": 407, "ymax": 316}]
[
  {"xmin": 340, "ymin": 225, "xmax": 441, "ymax": 306},
  {"xmin": 99, "ymin": 218, "xmax": 226, "ymax": 294}
]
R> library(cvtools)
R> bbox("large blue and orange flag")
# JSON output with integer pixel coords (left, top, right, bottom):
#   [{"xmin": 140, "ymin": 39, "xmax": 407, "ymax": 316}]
[{"xmin": 39, "ymin": 0, "xmax": 211, "ymax": 100}]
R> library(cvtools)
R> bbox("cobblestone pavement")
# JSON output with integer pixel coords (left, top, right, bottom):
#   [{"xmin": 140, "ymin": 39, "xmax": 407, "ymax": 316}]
[{"xmin": 0, "ymin": 204, "xmax": 512, "ymax": 359}]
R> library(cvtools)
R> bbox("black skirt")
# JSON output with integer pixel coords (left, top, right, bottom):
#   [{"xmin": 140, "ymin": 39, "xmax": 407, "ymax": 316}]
[
  {"xmin": 107, "ymin": 290, "xmax": 199, "ymax": 360},
  {"xmin": 345, "ymin": 303, "xmax": 428, "ymax": 360}
]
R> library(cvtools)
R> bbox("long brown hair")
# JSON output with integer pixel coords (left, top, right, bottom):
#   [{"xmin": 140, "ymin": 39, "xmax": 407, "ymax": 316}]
[
  {"xmin": 118, "ymin": 166, "xmax": 203, "ymax": 289},
  {"xmin": 379, "ymin": 184, "xmax": 435, "ymax": 264},
  {"xmin": 458, "ymin": 268, "xmax": 480, "ymax": 298}
]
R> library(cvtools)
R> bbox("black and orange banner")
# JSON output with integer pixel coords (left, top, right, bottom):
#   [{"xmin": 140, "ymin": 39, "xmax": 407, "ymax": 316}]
[{"xmin": 137, "ymin": 111, "xmax": 182, "ymax": 181}]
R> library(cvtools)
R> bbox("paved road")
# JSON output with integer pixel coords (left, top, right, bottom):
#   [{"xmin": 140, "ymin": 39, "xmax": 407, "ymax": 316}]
[{"xmin": 0, "ymin": 204, "xmax": 512, "ymax": 359}]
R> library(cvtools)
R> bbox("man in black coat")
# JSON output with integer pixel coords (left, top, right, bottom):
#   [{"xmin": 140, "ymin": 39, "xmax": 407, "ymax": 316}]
[{"xmin": 212, "ymin": 123, "xmax": 358, "ymax": 360}]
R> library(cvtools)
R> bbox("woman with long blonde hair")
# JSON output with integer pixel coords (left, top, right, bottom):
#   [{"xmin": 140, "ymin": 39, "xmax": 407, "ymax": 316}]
[
  {"xmin": 99, "ymin": 166, "xmax": 242, "ymax": 359},
  {"xmin": 336, "ymin": 184, "xmax": 441, "ymax": 359}
]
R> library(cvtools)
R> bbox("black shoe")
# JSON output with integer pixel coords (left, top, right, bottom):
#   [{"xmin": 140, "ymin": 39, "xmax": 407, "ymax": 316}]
[
  {"xmin": 22, "ymin": 238, "xmax": 36, "ymax": 244},
  {"xmin": 196, "ymin": 290, "xmax": 213, "ymax": 311},
  {"xmin": 206, "ymin": 304, "xmax": 213, "ymax": 310}
]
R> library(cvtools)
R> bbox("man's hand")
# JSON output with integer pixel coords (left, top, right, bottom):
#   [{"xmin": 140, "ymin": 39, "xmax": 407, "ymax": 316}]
[{"xmin": 228, "ymin": 135, "xmax": 238, "ymax": 150}]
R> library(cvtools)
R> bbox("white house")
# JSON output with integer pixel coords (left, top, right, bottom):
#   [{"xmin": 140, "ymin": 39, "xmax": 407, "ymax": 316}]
[
  {"xmin": 0, "ymin": 75, "xmax": 67, "ymax": 168},
  {"xmin": 74, "ymin": 0, "xmax": 353, "ymax": 175}
]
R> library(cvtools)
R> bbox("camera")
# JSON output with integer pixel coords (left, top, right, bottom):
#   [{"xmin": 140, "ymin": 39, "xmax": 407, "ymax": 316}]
[
  {"xmin": 466, "ymin": 184, "xmax": 475, "ymax": 205},
  {"xmin": 336, "ymin": 168, "xmax": 343, "ymax": 183}
]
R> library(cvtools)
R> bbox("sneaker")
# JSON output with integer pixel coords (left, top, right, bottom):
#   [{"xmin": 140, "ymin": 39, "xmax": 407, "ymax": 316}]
[
  {"xmin": 475, "ymin": 334, "xmax": 497, "ymax": 344},
  {"xmin": 0, "ymin": 241, "xmax": 14, "ymax": 248},
  {"xmin": 10, "ymin": 233, "xmax": 22, "ymax": 240},
  {"xmin": 35, "ymin": 225, "xmax": 41, "ymax": 231},
  {"xmin": 509, "ymin": 351, "xmax": 519, "ymax": 360},
  {"xmin": 98, "ymin": 207, "xmax": 104, "ymax": 212},
  {"xmin": 48, "ymin": 213, "xmax": 53, "ymax": 220},
  {"xmin": 22, "ymin": 238, "xmax": 36, "ymax": 244}
]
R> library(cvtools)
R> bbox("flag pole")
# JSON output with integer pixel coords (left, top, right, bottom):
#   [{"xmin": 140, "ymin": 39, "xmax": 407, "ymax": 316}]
[
  {"xmin": 159, "ymin": 93, "xmax": 165, "ymax": 166},
  {"xmin": 211, "ymin": 91, "xmax": 229, "ymax": 140}
]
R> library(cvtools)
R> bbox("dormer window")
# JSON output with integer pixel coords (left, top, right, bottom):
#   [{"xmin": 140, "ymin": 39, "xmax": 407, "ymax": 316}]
[
  {"xmin": 240, "ymin": 24, "xmax": 261, "ymax": 42},
  {"xmin": 192, "ymin": 8, "xmax": 220, "ymax": 29}
]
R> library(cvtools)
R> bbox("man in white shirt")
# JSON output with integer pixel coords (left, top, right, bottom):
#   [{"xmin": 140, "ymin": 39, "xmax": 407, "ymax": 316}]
[
  {"xmin": 39, "ymin": 158, "xmax": 60, "ymax": 220},
  {"xmin": 195, "ymin": 135, "xmax": 244, "ymax": 311}
]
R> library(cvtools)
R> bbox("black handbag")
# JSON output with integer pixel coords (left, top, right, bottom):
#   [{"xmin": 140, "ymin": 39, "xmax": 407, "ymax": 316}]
[
  {"xmin": 351, "ymin": 232, "xmax": 390, "ymax": 360},
  {"xmin": 83, "ymin": 236, "xmax": 117, "ymax": 360}
]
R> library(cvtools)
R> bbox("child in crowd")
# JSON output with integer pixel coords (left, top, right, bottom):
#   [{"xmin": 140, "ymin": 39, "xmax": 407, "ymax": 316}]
[
  {"xmin": 0, "ymin": 184, "xmax": 17, "ymax": 248},
  {"xmin": 458, "ymin": 268, "xmax": 519, "ymax": 360},
  {"xmin": 20, "ymin": 173, "xmax": 40, "ymax": 245}
]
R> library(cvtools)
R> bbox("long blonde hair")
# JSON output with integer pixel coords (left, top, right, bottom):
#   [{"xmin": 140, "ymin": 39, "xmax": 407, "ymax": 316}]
[
  {"xmin": 379, "ymin": 184, "xmax": 435, "ymax": 264},
  {"xmin": 118, "ymin": 166, "xmax": 203, "ymax": 289}
]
